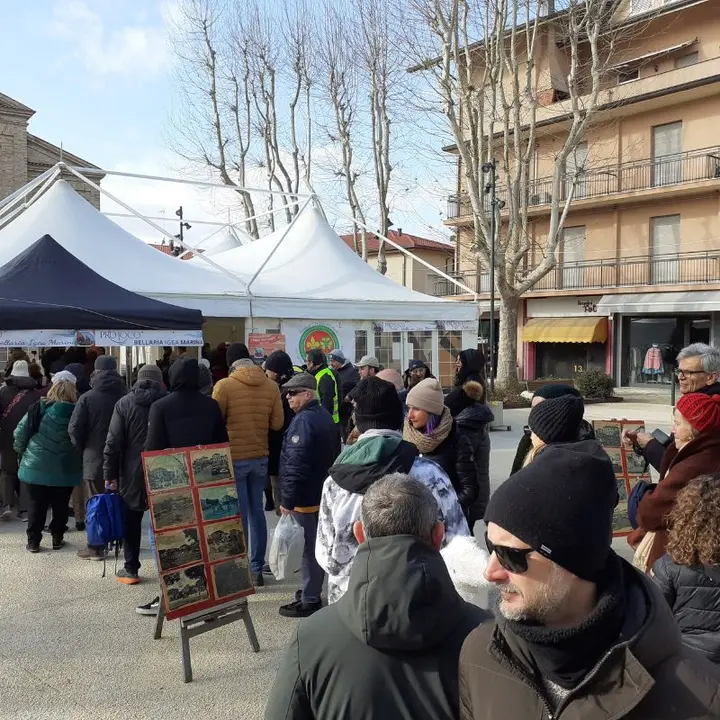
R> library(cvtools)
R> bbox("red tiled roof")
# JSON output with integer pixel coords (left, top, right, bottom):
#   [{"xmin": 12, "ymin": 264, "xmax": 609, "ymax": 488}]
[
  {"xmin": 339, "ymin": 230, "xmax": 454, "ymax": 254},
  {"xmin": 149, "ymin": 243, "xmax": 195, "ymax": 260}
]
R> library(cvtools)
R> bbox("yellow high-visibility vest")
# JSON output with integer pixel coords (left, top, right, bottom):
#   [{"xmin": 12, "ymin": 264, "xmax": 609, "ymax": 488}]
[{"xmin": 315, "ymin": 367, "xmax": 340, "ymax": 424}]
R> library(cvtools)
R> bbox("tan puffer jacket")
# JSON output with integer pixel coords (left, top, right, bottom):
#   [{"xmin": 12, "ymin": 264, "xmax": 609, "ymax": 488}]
[{"xmin": 212, "ymin": 363, "xmax": 284, "ymax": 461}]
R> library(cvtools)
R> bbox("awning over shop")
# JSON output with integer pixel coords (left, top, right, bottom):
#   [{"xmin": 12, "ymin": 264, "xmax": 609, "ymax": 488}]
[
  {"xmin": 522, "ymin": 317, "xmax": 608, "ymax": 343},
  {"xmin": 597, "ymin": 291, "xmax": 720, "ymax": 314}
]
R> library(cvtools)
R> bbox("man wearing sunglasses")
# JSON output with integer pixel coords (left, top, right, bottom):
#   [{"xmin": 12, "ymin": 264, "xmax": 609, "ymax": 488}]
[
  {"xmin": 459, "ymin": 441, "xmax": 720, "ymax": 720},
  {"xmin": 625, "ymin": 343, "xmax": 720, "ymax": 473},
  {"xmin": 276, "ymin": 373, "xmax": 337, "ymax": 619}
]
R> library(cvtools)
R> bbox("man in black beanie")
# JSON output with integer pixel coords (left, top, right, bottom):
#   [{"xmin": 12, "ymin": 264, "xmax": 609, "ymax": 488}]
[
  {"xmin": 510, "ymin": 384, "xmax": 594, "ymax": 474},
  {"xmin": 316, "ymin": 377, "xmax": 469, "ymax": 603},
  {"xmin": 459, "ymin": 440, "xmax": 720, "ymax": 720}
]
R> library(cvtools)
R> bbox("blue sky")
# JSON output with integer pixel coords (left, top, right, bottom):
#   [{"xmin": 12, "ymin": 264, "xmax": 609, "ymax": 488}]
[
  {"xmin": 1, "ymin": 0, "xmax": 171, "ymax": 175},
  {"xmin": 0, "ymin": 0, "xmax": 454, "ymax": 245}
]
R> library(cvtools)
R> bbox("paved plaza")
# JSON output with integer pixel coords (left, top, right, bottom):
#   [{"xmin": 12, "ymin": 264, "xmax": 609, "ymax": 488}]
[{"xmin": 0, "ymin": 403, "xmax": 670, "ymax": 720}]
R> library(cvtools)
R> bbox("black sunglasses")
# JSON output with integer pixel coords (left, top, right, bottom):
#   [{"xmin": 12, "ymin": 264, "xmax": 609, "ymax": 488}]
[
  {"xmin": 485, "ymin": 532, "xmax": 533, "ymax": 574},
  {"xmin": 285, "ymin": 389, "xmax": 306, "ymax": 397}
]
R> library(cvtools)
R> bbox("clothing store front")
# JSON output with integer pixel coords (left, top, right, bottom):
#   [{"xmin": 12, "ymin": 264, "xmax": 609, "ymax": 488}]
[
  {"xmin": 620, "ymin": 315, "xmax": 709, "ymax": 386},
  {"xmin": 597, "ymin": 292, "xmax": 719, "ymax": 387}
]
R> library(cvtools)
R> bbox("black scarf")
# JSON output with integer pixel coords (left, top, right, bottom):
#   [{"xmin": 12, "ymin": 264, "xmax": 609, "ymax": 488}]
[{"xmin": 504, "ymin": 554, "xmax": 626, "ymax": 690}]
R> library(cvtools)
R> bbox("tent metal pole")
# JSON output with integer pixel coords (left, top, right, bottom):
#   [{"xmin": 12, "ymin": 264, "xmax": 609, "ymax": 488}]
[
  {"xmin": 0, "ymin": 166, "xmax": 64, "ymax": 232},
  {"xmin": 0, "ymin": 166, "xmax": 58, "ymax": 219},
  {"xmin": 246, "ymin": 198, "xmax": 312, "ymax": 294},
  {"xmin": 62, "ymin": 164, "xmax": 250, "ymax": 293},
  {"xmin": 66, "ymin": 166, "xmax": 313, "ymax": 198},
  {"xmin": 332, "ymin": 208, "xmax": 478, "ymax": 300}
]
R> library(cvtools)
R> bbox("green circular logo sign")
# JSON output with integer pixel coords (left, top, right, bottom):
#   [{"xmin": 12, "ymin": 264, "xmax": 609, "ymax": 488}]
[{"xmin": 299, "ymin": 325, "xmax": 340, "ymax": 358}]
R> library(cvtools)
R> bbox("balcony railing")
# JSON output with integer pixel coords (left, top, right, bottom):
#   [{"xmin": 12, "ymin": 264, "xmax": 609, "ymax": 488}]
[
  {"xmin": 446, "ymin": 146, "xmax": 720, "ymax": 219},
  {"xmin": 430, "ymin": 250, "xmax": 720, "ymax": 296}
]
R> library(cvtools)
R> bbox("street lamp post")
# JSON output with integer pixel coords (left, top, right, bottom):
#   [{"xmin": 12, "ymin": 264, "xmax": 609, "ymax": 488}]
[
  {"xmin": 173, "ymin": 206, "xmax": 192, "ymax": 257},
  {"xmin": 482, "ymin": 161, "xmax": 506, "ymax": 395}
]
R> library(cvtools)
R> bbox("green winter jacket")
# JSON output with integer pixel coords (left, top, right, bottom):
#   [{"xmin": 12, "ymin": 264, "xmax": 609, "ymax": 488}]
[{"xmin": 14, "ymin": 400, "xmax": 82, "ymax": 487}]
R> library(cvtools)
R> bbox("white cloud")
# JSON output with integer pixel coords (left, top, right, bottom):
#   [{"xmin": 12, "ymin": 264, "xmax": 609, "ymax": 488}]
[{"xmin": 48, "ymin": 0, "xmax": 171, "ymax": 77}]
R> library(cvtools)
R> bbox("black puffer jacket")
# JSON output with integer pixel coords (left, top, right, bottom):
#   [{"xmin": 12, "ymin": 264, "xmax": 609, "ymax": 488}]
[
  {"xmin": 68, "ymin": 371, "xmax": 128, "ymax": 482},
  {"xmin": 652, "ymin": 554, "xmax": 720, "ymax": 664},
  {"xmin": 146, "ymin": 357, "xmax": 228, "ymax": 451},
  {"xmin": 423, "ymin": 424, "xmax": 478, "ymax": 511},
  {"xmin": 103, "ymin": 379, "xmax": 167, "ymax": 511},
  {"xmin": 455, "ymin": 409, "xmax": 493, "ymax": 525},
  {"xmin": 265, "ymin": 535, "xmax": 489, "ymax": 720},
  {"xmin": 0, "ymin": 377, "xmax": 43, "ymax": 473}
]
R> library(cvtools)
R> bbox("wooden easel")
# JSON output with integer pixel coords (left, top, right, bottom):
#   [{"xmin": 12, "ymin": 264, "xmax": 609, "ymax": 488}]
[{"xmin": 154, "ymin": 597, "xmax": 260, "ymax": 682}]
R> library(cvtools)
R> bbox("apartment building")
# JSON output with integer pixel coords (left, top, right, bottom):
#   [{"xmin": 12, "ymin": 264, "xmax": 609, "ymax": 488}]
[
  {"xmin": 444, "ymin": 0, "xmax": 720, "ymax": 386},
  {"xmin": 339, "ymin": 230, "xmax": 455, "ymax": 294}
]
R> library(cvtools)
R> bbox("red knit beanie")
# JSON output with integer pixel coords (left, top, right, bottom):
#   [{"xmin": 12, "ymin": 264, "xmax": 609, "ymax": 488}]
[{"xmin": 676, "ymin": 393, "xmax": 720, "ymax": 433}]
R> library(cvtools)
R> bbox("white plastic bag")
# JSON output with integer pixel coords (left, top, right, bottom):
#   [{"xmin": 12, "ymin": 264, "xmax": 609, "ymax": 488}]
[{"xmin": 269, "ymin": 514, "xmax": 304, "ymax": 580}]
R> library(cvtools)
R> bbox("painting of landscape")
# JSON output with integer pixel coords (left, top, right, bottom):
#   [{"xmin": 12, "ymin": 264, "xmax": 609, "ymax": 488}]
[
  {"xmin": 162, "ymin": 564, "xmax": 209, "ymax": 611},
  {"xmin": 156, "ymin": 528, "xmax": 203, "ymax": 572},
  {"xmin": 191, "ymin": 447, "xmax": 233, "ymax": 485},
  {"xmin": 145, "ymin": 452, "xmax": 191, "ymax": 492},
  {"xmin": 199, "ymin": 485, "xmax": 239, "ymax": 522},
  {"xmin": 593, "ymin": 421, "xmax": 621, "ymax": 448},
  {"xmin": 204, "ymin": 519, "xmax": 246, "ymax": 561},
  {"xmin": 212, "ymin": 557, "xmax": 252, "ymax": 599},
  {"xmin": 151, "ymin": 489, "xmax": 196, "ymax": 531}
]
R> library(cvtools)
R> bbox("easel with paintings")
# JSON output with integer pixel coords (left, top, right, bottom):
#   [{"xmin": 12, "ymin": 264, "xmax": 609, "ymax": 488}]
[
  {"xmin": 154, "ymin": 596, "xmax": 260, "ymax": 683},
  {"xmin": 141, "ymin": 443, "xmax": 261, "ymax": 683}
]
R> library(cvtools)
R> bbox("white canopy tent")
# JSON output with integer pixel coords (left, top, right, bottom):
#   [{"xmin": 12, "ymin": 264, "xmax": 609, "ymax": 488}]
[
  {"xmin": 190, "ymin": 204, "xmax": 477, "ymax": 322},
  {"xmin": 0, "ymin": 180, "xmax": 251, "ymax": 316},
  {"xmin": 182, "ymin": 226, "xmax": 249, "ymax": 258}
]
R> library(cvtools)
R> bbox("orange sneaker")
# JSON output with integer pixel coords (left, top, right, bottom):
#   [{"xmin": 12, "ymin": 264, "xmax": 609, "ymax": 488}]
[{"xmin": 116, "ymin": 569, "xmax": 140, "ymax": 585}]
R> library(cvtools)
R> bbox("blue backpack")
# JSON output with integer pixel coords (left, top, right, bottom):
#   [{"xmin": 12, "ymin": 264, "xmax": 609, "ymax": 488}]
[{"xmin": 86, "ymin": 492, "xmax": 125, "ymax": 575}]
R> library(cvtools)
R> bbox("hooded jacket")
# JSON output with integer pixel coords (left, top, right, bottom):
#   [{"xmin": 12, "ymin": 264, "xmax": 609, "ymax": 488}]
[
  {"xmin": 459, "ymin": 555, "xmax": 720, "ymax": 720},
  {"xmin": 146, "ymin": 358, "xmax": 228, "ymax": 452},
  {"xmin": 642, "ymin": 381, "xmax": 720, "ymax": 471},
  {"xmin": 449, "ymin": 381, "xmax": 494, "ymax": 524},
  {"xmin": 14, "ymin": 400, "xmax": 82, "ymax": 487},
  {"xmin": 0, "ymin": 376, "xmax": 43, "ymax": 473},
  {"xmin": 103, "ymin": 379, "xmax": 167, "ymax": 511},
  {"xmin": 628, "ymin": 429, "xmax": 720, "ymax": 570},
  {"xmin": 212, "ymin": 360, "xmax": 283, "ymax": 461},
  {"xmin": 198, "ymin": 363, "xmax": 213, "ymax": 396},
  {"xmin": 454, "ymin": 349, "xmax": 486, "ymax": 387},
  {"xmin": 266, "ymin": 536, "xmax": 489, "ymax": 720},
  {"xmin": 68, "ymin": 370, "xmax": 128, "ymax": 482},
  {"xmin": 653, "ymin": 555, "xmax": 720, "ymax": 664},
  {"xmin": 316, "ymin": 430, "xmax": 470, "ymax": 603}
]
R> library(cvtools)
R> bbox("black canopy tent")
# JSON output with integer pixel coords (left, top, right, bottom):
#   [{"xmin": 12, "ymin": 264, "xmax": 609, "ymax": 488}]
[{"xmin": 0, "ymin": 234, "xmax": 203, "ymax": 330}]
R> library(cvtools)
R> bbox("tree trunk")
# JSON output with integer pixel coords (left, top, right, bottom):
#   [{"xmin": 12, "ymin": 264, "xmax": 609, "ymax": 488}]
[{"xmin": 495, "ymin": 292, "xmax": 520, "ymax": 387}]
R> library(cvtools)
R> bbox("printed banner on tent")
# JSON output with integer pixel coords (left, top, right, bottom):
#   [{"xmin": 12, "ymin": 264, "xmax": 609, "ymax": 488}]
[
  {"xmin": 379, "ymin": 320, "xmax": 477, "ymax": 332},
  {"xmin": 282, "ymin": 320, "xmax": 356, "ymax": 365},
  {"xmin": 0, "ymin": 329, "xmax": 203, "ymax": 348}
]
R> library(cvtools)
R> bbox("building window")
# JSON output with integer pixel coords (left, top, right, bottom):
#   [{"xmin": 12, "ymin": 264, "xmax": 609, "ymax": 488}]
[
  {"xmin": 355, "ymin": 330, "xmax": 368, "ymax": 361},
  {"xmin": 650, "ymin": 215, "xmax": 681, "ymax": 284},
  {"xmin": 407, "ymin": 331, "xmax": 434, "ymax": 371},
  {"xmin": 561, "ymin": 226, "xmax": 586, "ymax": 289},
  {"xmin": 564, "ymin": 142, "xmax": 588, "ymax": 198},
  {"xmin": 674, "ymin": 52, "xmax": 699, "ymax": 69},
  {"xmin": 438, "ymin": 330, "xmax": 463, "ymax": 388},
  {"xmin": 617, "ymin": 68, "xmax": 639, "ymax": 84},
  {"xmin": 374, "ymin": 330, "xmax": 402, "ymax": 372},
  {"xmin": 652, "ymin": 121, "xmax": 683, "ymax": 186}
]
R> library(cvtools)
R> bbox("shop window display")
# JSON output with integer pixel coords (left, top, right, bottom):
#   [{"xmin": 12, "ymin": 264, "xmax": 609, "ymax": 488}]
[{"xmin": 623, "ymin": 317, "xmax": 683, "ymax": 386}]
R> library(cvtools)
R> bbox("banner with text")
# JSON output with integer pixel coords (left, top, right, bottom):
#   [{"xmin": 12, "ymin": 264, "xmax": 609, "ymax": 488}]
[
  {"xmin": 0, "ymin": 329, "xmax": 203, "ymax": 348},
  {"xmin": 248, "ymin": 333, "xmax": 286, "ymax": 361}
]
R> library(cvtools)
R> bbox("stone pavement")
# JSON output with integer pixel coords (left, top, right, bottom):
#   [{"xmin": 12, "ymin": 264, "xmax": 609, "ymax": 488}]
[{"xmin": 0, "ymin": 401, "xmax": 666, "ymax": 719}]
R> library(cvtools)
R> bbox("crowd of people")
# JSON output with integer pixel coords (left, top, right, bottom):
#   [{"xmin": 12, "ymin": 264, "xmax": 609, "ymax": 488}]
[{"xmin": 3, "ymin": 340, "xmax": 720, "ymax": 718}]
